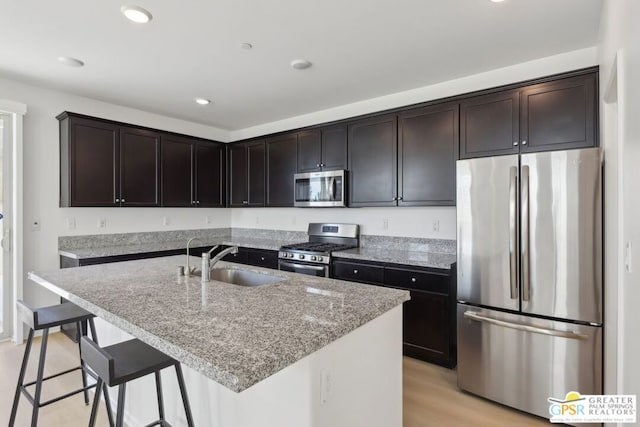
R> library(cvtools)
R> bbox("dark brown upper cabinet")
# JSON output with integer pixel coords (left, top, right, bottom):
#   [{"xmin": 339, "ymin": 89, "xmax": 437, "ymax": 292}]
[
  {"xmin": 520, "ymin": 73, "xmax": 596, "ymax": 153},
  {"xmin": 460, "ymin": 90, "xmax": 520, "ymax": 159},
  {"xmin": 398, "ymin": 103, "xmax": 459, "ymax": 206},
  {"xmin": 297, "ymin": 125, "xmax": 348, "ymax": 173},
  {"xmin": 195, "ymin": 142, "xmax": 225, "ymax": 207},
  {"xmin": 60, "ymin": 115, "xmax": 119, "ymax": 207},
  {"xmin": 348, "ymin": 114, "xmax": 398, "ymax": 207},
  {"xmin": 161, "ymin": 135, "xmax": 194, "ymax": 207},
  {"xmin": 266, "ymin": 134, "xmax": 297, "ymax": 206},
  {"xmin": 229, "ymin": 140, "xmax": 265, "ymax": 207},
  {"xmin": 119, "ymin": 127, "xmax": 161, "ymax": 207}
]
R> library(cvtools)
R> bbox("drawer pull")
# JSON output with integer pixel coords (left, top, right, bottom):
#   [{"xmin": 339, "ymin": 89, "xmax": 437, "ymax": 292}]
[
  {"xmin": 411, "ymin": 277, "xmax": 416, "ymax": 283},
  {"xmin": 353, "ymin": 269, "xmax": 358, "ymax": 274},
  {"xmin": 261, "ymin": 257, "xmax": 265, "ymax": 261}
]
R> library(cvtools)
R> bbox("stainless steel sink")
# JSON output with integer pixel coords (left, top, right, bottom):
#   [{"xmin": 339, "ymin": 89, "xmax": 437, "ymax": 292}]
[{"xmin": 209, "ymin": 268, "xmax": 284, "ymax": 287}]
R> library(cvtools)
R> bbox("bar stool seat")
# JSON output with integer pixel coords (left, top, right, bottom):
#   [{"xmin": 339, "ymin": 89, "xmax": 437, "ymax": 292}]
[
  {"xmin": 9, "ymin": 300, "xmax": 114, "ymax": 427},
  {"xmin": 81, "ymin": 337, "xmax": 195, "ymax": 427}
]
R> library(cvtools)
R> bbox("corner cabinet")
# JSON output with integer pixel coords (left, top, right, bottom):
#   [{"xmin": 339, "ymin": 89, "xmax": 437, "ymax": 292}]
[{"xmin": 59, "ymin": 112, "xmax": 224, "ymax": 207}]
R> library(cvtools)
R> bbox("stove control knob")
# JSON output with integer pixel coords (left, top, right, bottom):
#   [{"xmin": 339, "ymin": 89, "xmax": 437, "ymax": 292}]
[
  {"xmin": 311, "ymin": 256, "xmax": 317, "ymax": 261},
  {"xmin": 298, "ymin": 254, "xmax": 304, "ymax": 260},
  {"xmin": 288, "ymin": 253, "xmax": 294, "ymax": 258},
  {"xmin": 317, "ymin": 256, "xmax": 323, "ymax": 262}
]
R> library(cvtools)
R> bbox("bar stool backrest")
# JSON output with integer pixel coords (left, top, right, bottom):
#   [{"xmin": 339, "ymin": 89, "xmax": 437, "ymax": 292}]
[{"xmin": 80, "ymin": 336, "xmax": 116, "ymax": 386}]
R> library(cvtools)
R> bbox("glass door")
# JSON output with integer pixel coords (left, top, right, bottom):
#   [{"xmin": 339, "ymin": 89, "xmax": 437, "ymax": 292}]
[{"xmin": 0, "ymin": 113, "xmax": 11, "ymax": 341}]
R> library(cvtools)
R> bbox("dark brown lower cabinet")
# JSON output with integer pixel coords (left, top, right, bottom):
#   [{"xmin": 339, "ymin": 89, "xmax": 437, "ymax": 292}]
[{"xmin": 332, "ymin": 258, "xmax": 456, "ymax": 368}]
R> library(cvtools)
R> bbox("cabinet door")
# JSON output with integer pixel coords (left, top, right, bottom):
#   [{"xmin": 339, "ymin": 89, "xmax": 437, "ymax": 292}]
[
  {"xmin": 228, "ymin": 143, "xmax": 248, "ymax": 207},
  {"xmin": 247, "ymin": 140, "xmax": 266, "ymax": 206},
  {"xmin": 460, "ymin": 90, "xmax": 520, "ymax": 159},
  {"xmin": 403, "ymin": 290, "xmax": 450, "ymax": 362},
  {"xmin": 266, "ymin": 134, "xmax": 297, "ymax": 206},
  {"xmin": 161, "ymin": 136, "xmax": 194, "ymax": 207},
  {"xmin": 399, "ymin": 103, "xmax": 458, "ymax": 206},
  {"xmin": 196, "ymin": 142, "xmax": 225, "ymax": 207},
  {"xmin": 119, "ymin": 127, "xmax": 160, "ymax": 207},
  {"xmin": 66, "ymin": 117, "xmax": 119, "ymax": 207},
  {"xmin": 348, "ymin": 115, "xmax": 397, "ymax": 206},
  {"xmin": 520, "ymin": 73, "xmax": 597, "ymax": 153},
  {"xmin": 297, "ymin": 129, "xmax": 322, "ymax": 173},
  {"xmin": 321, "ymin": 124, "xmax": 348, "ymax": 171}
]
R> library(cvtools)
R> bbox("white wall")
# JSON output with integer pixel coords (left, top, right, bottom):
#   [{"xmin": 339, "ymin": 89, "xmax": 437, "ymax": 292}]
[
  {"xmin": 0, "ymin": 76, "xmax": 232, "ymax": 308},
  {"xmin": 598, "ymin": 0, "xmax": 640, "ymax": 400}
]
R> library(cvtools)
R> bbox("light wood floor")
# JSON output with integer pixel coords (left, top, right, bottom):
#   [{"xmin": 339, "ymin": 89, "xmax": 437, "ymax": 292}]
[{"xmin": 1, "ymin": 333, "xmax": 549, "ymax": 426}]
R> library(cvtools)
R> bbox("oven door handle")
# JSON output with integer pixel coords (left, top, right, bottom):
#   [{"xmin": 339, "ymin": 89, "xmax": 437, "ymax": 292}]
[{"xmin": 280, "ymin": 261, "xmax": 327, "ymax": 271}]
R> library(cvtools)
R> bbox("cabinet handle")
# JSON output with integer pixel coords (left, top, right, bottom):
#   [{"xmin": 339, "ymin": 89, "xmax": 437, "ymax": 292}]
[
  {"xmin": 522, "ymin": 140, "xmax": 528, "ymax": 145},
  {"xmin": 261, "ymin": 257, "xmax": 265, "ymax": 261},
  {"xmin": 392, "ymin": 197, "xmax": 397, "ymax": 201},
  {"xmin": 121, "ymin": 198, "xmax": 125, "ymax": 203},
  {"xmin": 411, "ymin": 277, "xmax": 416, "ymax": 283},
  {"xmin": 398, "ymin": 196, "xmax": 403, "ymax": 201},
  {"xmin": 115, "ymin": 198, "xmax": 120, "ymax": 203},
  {"xmin": 197, "ymin": 201, "xmax": 200, "ymax": 204},
  {"xmin": 316, "ymin": 163, "xmax": 320, "ymax": 168},
  {"xmin": 242, "ymin": 201, "xmax": 248, "ymax": 205},
  {"xmin": 320, "ymin": 163, "xmax": 325, "ymax": 167},
  {"xmin": 353, "ymin": 269, "xmax": 358, "ymax": 274},
  {"xmin": 513, "ymin": 141, "xmax": 519, "ymax": 146}
]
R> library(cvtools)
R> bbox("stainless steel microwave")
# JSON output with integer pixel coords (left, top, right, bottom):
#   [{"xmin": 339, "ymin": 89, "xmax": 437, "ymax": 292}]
[{"xmin": 293, "ymin": 170, "xmax": 346, "ymax": 207}]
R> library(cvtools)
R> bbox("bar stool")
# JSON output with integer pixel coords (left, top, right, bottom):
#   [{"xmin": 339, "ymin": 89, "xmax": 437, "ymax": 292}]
[
  {"xmin": 9, "ymin": 300, "xmax": 114, "ymax": 427},
  {"xmin": 81, "ymin": 336, "xmax": 195, "ymax": 427}
]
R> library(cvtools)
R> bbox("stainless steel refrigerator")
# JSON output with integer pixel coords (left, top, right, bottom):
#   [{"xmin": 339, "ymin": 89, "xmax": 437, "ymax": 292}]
[{"xmin": 456, "ymin": 148, "xmax": 602, "ymax": 420}]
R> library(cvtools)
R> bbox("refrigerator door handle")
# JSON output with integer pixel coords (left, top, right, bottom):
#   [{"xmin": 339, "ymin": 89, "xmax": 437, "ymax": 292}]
[
  {"xmin": 509, "ymin": 166, "xmax": 518, "ymax": 299},
  {"xmin": 463, "ymin": 311, "xmax": 589, "ymax": 340},
  {"xmin": 521, "ymin": 165, "xmax": 531, "ymax": 301}
]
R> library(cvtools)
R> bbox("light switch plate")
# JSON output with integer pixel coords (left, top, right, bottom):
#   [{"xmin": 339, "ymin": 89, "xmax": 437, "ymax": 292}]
[
  {"xmin": 97, "ymin": 218, "xmax": 107, "ymax": 229},
  {"xmin": 66, "ymin": 217, "xmax": 76, "ymax": 230}
]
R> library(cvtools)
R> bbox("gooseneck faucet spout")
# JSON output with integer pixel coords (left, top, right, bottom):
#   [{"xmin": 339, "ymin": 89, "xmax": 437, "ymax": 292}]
[
  {"xmin": 201, "ymin": 246, "xmax": 239, "ymax": 282},
  {"xmin": 186, "ymin": 237, "xmax": 203, "ymax": 276}
]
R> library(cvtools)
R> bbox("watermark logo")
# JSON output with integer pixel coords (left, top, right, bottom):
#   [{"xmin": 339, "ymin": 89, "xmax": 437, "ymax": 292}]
[{"xmin": 548, "ymin": 391, "xmax": 636, "ymax": 423}]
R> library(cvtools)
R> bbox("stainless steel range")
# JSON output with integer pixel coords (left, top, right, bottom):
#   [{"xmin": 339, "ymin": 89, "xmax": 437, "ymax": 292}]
[{"xmin": 278, "ymin": 223, "xmax": 359, "ymax": 277}]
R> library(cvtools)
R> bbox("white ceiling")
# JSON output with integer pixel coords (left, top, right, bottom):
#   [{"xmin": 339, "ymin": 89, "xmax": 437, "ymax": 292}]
[{"xmin": 0, "ymin": 0, "xmax": 602, "ymax": 131}]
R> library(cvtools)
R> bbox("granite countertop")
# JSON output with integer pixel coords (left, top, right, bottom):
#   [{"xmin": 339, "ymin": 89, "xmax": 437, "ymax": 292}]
[
  {"xmin": 59, "ymin": 236, "xmax": 290, "ymax": 259},
  {"xmin": 28, "ymin": 256, "xmax": 409, "ymax": 392},
  {"xmin": 333, "ymin": 247, "xmax": 456, "ymax": 270}
]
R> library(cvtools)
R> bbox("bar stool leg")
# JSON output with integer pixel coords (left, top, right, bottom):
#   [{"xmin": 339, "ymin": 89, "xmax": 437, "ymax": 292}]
[
  {"xmin": 88, "ymin": 317, "xmax": 116, "ymax": 427},
  {"xmin": 31, "ymin": 328, "xmax": 49, "ymax": 427},
  {"xmin": 9, "ymin": 328, "xmax": 35, "ymax": 427},
  {"xmin": 88, "ymin": 377, "xmax": 103, "ymax": 427},
  {"xmin": 77, "ymin": 321, "xmax": 90, "ymax": 405},
  {"xmin": 175, "ymin": 364, "xmax": 195, "ymax": 427},
  {"xmin": 116, "ymin": 383, "xmax": 126, "ymax": 427},
  {"xmin": 154, "ymin": 371, "xmax": 166, "ymax": 423}
]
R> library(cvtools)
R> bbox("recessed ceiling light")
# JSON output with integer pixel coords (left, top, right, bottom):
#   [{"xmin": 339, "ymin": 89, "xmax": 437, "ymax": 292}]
[
  {"xmin": 290, "ymin": 59, "xmax": 312, "ymax": 70},
  {"xmin": 195, "ymin": 98, "xmax": 211, "ymax": 105},
  {"xmin": 57, "ymin": 56, "xmax": 85, "ymax": 67},
  {"xmin": 121, "ymin": 5, "xmax": 153, "ymax": 23},
  {"xmin": 240, "ymin": 43, "xmax": 253, "ymax": 50}
]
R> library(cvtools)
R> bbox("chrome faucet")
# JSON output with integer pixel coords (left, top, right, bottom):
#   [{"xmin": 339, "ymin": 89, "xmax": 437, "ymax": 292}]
[
  {"xmin": 201, "ymin": 246, "xmax": 239, "ymax": 282},
  {"xmin": 185, "ymin": 237, "xmax": 203, "ymax": 276}
]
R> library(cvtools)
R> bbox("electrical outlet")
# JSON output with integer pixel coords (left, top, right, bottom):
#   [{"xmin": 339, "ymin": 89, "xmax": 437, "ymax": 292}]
[
  {"xmin": 97, "ymin": 218, "xmax": 107, "ymax": 229},
  {"xmin": 320, "ymin": 369, "xmax": 332, "ymax": 405},
  {"xmin": 66, "ymin": 217, "xmax": 76, "ymax": 230},
  {"xmin": 625, "ymin": 241, "xmax": 633, "ymax": 273},
  {"xmin": 255, "ymin": 216, "xmax": 260, "ymax": 225},
  {"xmin": 432, "ymin": 220, "xmax": 440, "ymax": 232},
  {"xmin": 31, "ymin": 219, "xmax": 41, "ymax": 231},
  {"xmin": 162, "ymin": 216, "xmax": 170, "ymax": 226},
  {"xmin": 205, "ymin": 215, "xmax": 212, "ymax": 225},
  {"xmin": 383, "ymin": 218, "xmax": 389, "ymax": 230}
]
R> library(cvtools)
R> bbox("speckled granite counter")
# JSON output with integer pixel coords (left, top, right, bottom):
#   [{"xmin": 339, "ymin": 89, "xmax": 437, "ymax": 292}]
[
  {"xmin": 333, "ymin": 248, "xmax": 456, "ymax": 269},
  {"xmin": 28, "ymin": 256, "xmax": 409, "ymax": 392}
]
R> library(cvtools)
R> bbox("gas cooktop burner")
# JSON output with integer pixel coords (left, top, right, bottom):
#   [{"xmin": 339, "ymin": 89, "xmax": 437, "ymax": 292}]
[{"xmin": 280, "ymin": 242, "xmax": 356, "ymax": 253}]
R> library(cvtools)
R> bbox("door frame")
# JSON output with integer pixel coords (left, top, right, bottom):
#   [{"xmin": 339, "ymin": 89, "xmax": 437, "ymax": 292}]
[{"xmin": 0, "ymin": 100, "xmax": 26, "ymax": 344}]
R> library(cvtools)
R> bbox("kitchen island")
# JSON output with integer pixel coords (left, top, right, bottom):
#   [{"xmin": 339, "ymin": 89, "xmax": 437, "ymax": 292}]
[{"xmin": 28, "ymin": 255, "xmax": 409, "ymax": 427}]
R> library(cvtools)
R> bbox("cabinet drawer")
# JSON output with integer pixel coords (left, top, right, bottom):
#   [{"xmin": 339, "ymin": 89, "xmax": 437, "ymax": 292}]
[
  {"xmin": 385, "ymin": 267, "xmax": 449, "ymax": 294},
  {"xmin": 247, "ymin": 249, "xmax": 278, "ymax": 269},
  {"xmin": 332, "ymin": 260, "xmax": 384, "ymax": 285}
]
